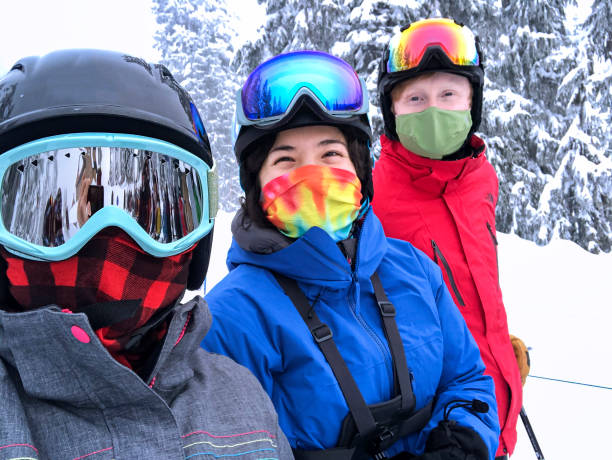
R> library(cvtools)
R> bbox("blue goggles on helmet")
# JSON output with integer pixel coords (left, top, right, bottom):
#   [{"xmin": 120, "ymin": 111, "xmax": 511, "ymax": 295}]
[
  {"xmin": 0, "ymin": 133, "xmax": 218, "ymax": 261},
  {"xmin": 232, "ymin": 50, "xmax": 369, "ymax": 144}
]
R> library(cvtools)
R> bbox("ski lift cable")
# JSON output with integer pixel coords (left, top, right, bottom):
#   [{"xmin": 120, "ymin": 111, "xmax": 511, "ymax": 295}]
[{"xmin": 529, "ymin": 374, "xmax": 612, "ymax": 391}]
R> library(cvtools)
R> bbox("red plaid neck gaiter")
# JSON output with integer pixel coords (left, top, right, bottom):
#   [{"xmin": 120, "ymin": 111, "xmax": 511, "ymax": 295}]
[{"xmin": 1, "ymin": 228, "xmax": 193, "ymax": 371}]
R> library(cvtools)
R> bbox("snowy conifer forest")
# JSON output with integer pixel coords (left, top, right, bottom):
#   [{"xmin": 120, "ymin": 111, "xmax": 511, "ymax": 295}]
[{"xmin": 153, "ymin": 0, "xmax": 611, "ymax": 254}]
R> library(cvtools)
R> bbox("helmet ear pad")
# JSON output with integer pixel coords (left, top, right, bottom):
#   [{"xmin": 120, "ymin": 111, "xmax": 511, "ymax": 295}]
[
  {"xmin": 341, "ymin": 125, "xmax": 373, "ymax": 204},
  {"xmin": 378, "ymin": 46, "xmax": 484, "ymax": 142},
  {"xmin": 187, "ymin": 229, "xmax": 213, "ymax": 291}
]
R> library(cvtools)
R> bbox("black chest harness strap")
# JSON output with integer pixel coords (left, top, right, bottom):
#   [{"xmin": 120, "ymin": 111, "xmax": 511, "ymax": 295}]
[{"xmin": 273, "ymin": 271, "xmax": 433, "ymax": 460}]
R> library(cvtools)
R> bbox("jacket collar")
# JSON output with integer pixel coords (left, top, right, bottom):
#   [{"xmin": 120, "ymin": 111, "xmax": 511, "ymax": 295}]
[
  {"xmin": 227, "ymin": 207, "xmax": 387, "ymax": 287},
  {"xmin": 0, "ymin": 297, "xmax": 211, "ymax": 403},
  {"xmin": 231, "ymin": 208, "xmax": 294, "ymax": 254},
  {"xmin": 379, "ymin": 134, "xmax": 486, "ymax": 195}
]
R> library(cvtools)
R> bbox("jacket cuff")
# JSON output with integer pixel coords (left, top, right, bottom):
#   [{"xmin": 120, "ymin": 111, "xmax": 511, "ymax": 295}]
[{"xmin": 426, "ymin": 422, "xmax": 490, "ymax": 460}]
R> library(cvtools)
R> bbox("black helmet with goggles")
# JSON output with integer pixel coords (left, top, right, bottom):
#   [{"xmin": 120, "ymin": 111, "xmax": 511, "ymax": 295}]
[
  {"xmin": 378, "ymin": 18, "xmax": 485, "ymax": 141},
  {"xmin": 0, "ymin": 49, "xmax": 218, "ymax": 289},
  {"xmin": 232, "ymin": 50, "xmax": 373, "ymax": 201}
]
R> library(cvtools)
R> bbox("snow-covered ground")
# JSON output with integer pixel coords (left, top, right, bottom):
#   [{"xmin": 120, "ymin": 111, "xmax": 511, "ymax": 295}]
[
  {"xmin": 189, "ymin": 210, "xmax": 612, "ymax": 459},
  {"xmin": 499, "ymin": 232, "xmax": 612, "ymax": 459}
]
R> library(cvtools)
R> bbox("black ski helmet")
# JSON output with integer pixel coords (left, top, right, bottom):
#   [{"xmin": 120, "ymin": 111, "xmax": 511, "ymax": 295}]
[
  {"xmin": 233, "ymin": 51, "xmax": 373, "ymax": 201},
  {"xmin": 378, "ymin": 18, "xmax": 485, "ymax": 142},
  {"xmin": 0, "ymin": 49, "xmax": 214, "ymax": 290}
]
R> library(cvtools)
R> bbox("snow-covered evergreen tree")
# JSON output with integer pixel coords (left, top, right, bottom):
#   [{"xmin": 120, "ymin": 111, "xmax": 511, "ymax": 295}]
[
  {"xmin": 153, "ymin": 0, "xmax": 241, "ymax": 209},
  {"xmin": 476, "ymin": 0, "xmax": 570, "ymax": 245},
  {"xmin": 155, "ymin": 0, "xmax": 610, "ymax": 253},
  {"xmin": 536, "ymin": 0, "xmax": 612, "ymax": 252},
  {"xmin": 234, "ymin": 0, "xmax": 350, "ymax": 76}
]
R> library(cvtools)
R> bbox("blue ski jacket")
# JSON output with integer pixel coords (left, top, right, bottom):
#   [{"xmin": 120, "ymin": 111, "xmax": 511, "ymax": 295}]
[{"xmin": 202, "ymin": 209, "xmax": 499, "ymax": 458}]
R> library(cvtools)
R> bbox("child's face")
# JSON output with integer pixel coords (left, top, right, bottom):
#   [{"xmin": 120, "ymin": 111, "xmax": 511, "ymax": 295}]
[{"xmin": 391, "ymin": 72, "xmax": 472, "ymax": 115}]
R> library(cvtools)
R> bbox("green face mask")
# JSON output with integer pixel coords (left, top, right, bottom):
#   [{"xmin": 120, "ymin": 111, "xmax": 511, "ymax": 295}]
[{"xmin": 395, "ymin": 107, "xmax": 472, "ymax": 159}]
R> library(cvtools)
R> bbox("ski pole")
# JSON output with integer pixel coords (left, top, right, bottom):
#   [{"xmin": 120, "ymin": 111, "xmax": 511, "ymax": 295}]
[{"xmin": 520, "ymin": 406, "xmax": 545, "ymax": 459}]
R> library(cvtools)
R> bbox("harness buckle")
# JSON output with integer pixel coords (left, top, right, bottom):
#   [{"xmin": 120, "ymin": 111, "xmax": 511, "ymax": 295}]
[
  {"xmin": 375, "ymin": 426, "xmax": 393, "ymax": 445},
  {"xmin": 311, "ymin": 324, "xmax": 333, "ymax": 343},
  {"xmin": 377, "ymin": 300, "xmax": 395, "ymax": 317},
  {"xmin": 369, "ymin": 426, "xmax": 394, "ymax": 459}
]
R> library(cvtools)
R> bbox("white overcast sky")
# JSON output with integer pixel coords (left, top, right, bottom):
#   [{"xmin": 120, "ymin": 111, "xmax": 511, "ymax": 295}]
[{"xmin": 0, "ymin": 0, "xmax": 264, "ymax": 76}]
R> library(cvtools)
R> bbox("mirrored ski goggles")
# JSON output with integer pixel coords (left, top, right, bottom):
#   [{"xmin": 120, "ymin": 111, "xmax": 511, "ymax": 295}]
[
  {"xmin": 386, "ymin": 18, "xmax": 480, "ymax": 73},
  {"xmin": 0, "ymin": 133, "xmax": 218, "ymax": 261},
  {"xmin": 235, "ymin": 50, "xmax": 369, "ymax": 128}
]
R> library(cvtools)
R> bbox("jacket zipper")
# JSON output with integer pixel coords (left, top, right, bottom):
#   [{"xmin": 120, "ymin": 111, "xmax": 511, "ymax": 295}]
[
  {"xmin": 486, "ymin": 222, "xmax": 500, "ymax": 283},
  {"xmin": 431, "ymin": 240, "xmax": 465, "ymax": 306},
  {"xmin": 148, "ymin": 311, "xmax": 193, "ymax": 388},
  {"xmin": 348, "ymin": 223, "xmax": 393, "ymax": 386},
  {"xmin": 346, "ymin": 272, "xmax": 394, "ymax": 387}
]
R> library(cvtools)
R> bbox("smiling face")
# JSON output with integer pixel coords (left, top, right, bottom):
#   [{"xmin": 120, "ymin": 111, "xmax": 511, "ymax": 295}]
[
  {"xmin": 258, "ymin": 125, "xmax": 357, "ymax": 188},
  {"xmin": 391, "ymin": 71, "xmax": 472, "ymax": 115}
]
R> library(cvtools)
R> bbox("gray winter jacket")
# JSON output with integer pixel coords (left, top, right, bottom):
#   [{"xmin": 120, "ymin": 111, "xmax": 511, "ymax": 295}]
[{"xmin": 0, "ymin": 297, "xmax": 293, "ymax": 459}]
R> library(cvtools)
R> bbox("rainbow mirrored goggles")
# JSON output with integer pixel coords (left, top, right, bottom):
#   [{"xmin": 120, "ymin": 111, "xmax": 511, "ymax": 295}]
[
  {"xmin": 234, "ymin": 50, "xmax": 369, "ymax": 130},
  {"xmin": 0, "ymin": 133, "xmax": 218, "ymax": 261},
  {"xmin": 386, "ymin": 18, "xmax": 480, "ymax": 73}
]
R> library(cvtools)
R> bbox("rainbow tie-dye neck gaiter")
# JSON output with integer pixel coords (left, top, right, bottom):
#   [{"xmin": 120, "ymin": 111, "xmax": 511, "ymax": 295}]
[{"xmin": 261, "ymin": 164, "xmax": 363, "ymax": 241}]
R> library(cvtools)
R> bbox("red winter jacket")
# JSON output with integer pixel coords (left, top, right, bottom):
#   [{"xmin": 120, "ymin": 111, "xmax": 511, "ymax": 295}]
[{"xmin": 372, "ymin": 135, "xmax": 522, "ymax": 457}]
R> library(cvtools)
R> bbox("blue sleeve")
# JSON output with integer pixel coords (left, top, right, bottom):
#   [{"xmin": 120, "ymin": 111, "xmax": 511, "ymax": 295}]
[
  {"xmin": 201, "ymin": 278, "xmax": 280, "ymax": 397},
  {"xmin": 393, "ymin": 256, "xmax": 500, "ymax": 459},
  {"xmin": 425, "ymin": 261, "xmax": 500, "ymax": 459}
]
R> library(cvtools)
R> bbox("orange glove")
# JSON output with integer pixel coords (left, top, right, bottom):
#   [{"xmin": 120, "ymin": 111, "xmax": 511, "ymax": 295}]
[{"xmin": 510, "ymin": 334, "xmax": 530, "ymax": 386}]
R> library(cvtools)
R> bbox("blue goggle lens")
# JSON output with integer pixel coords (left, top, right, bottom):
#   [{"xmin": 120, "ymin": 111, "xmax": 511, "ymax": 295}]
[{"xmin": 241, "ymin": 50, "xmax": 365, "ymax": 121}]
